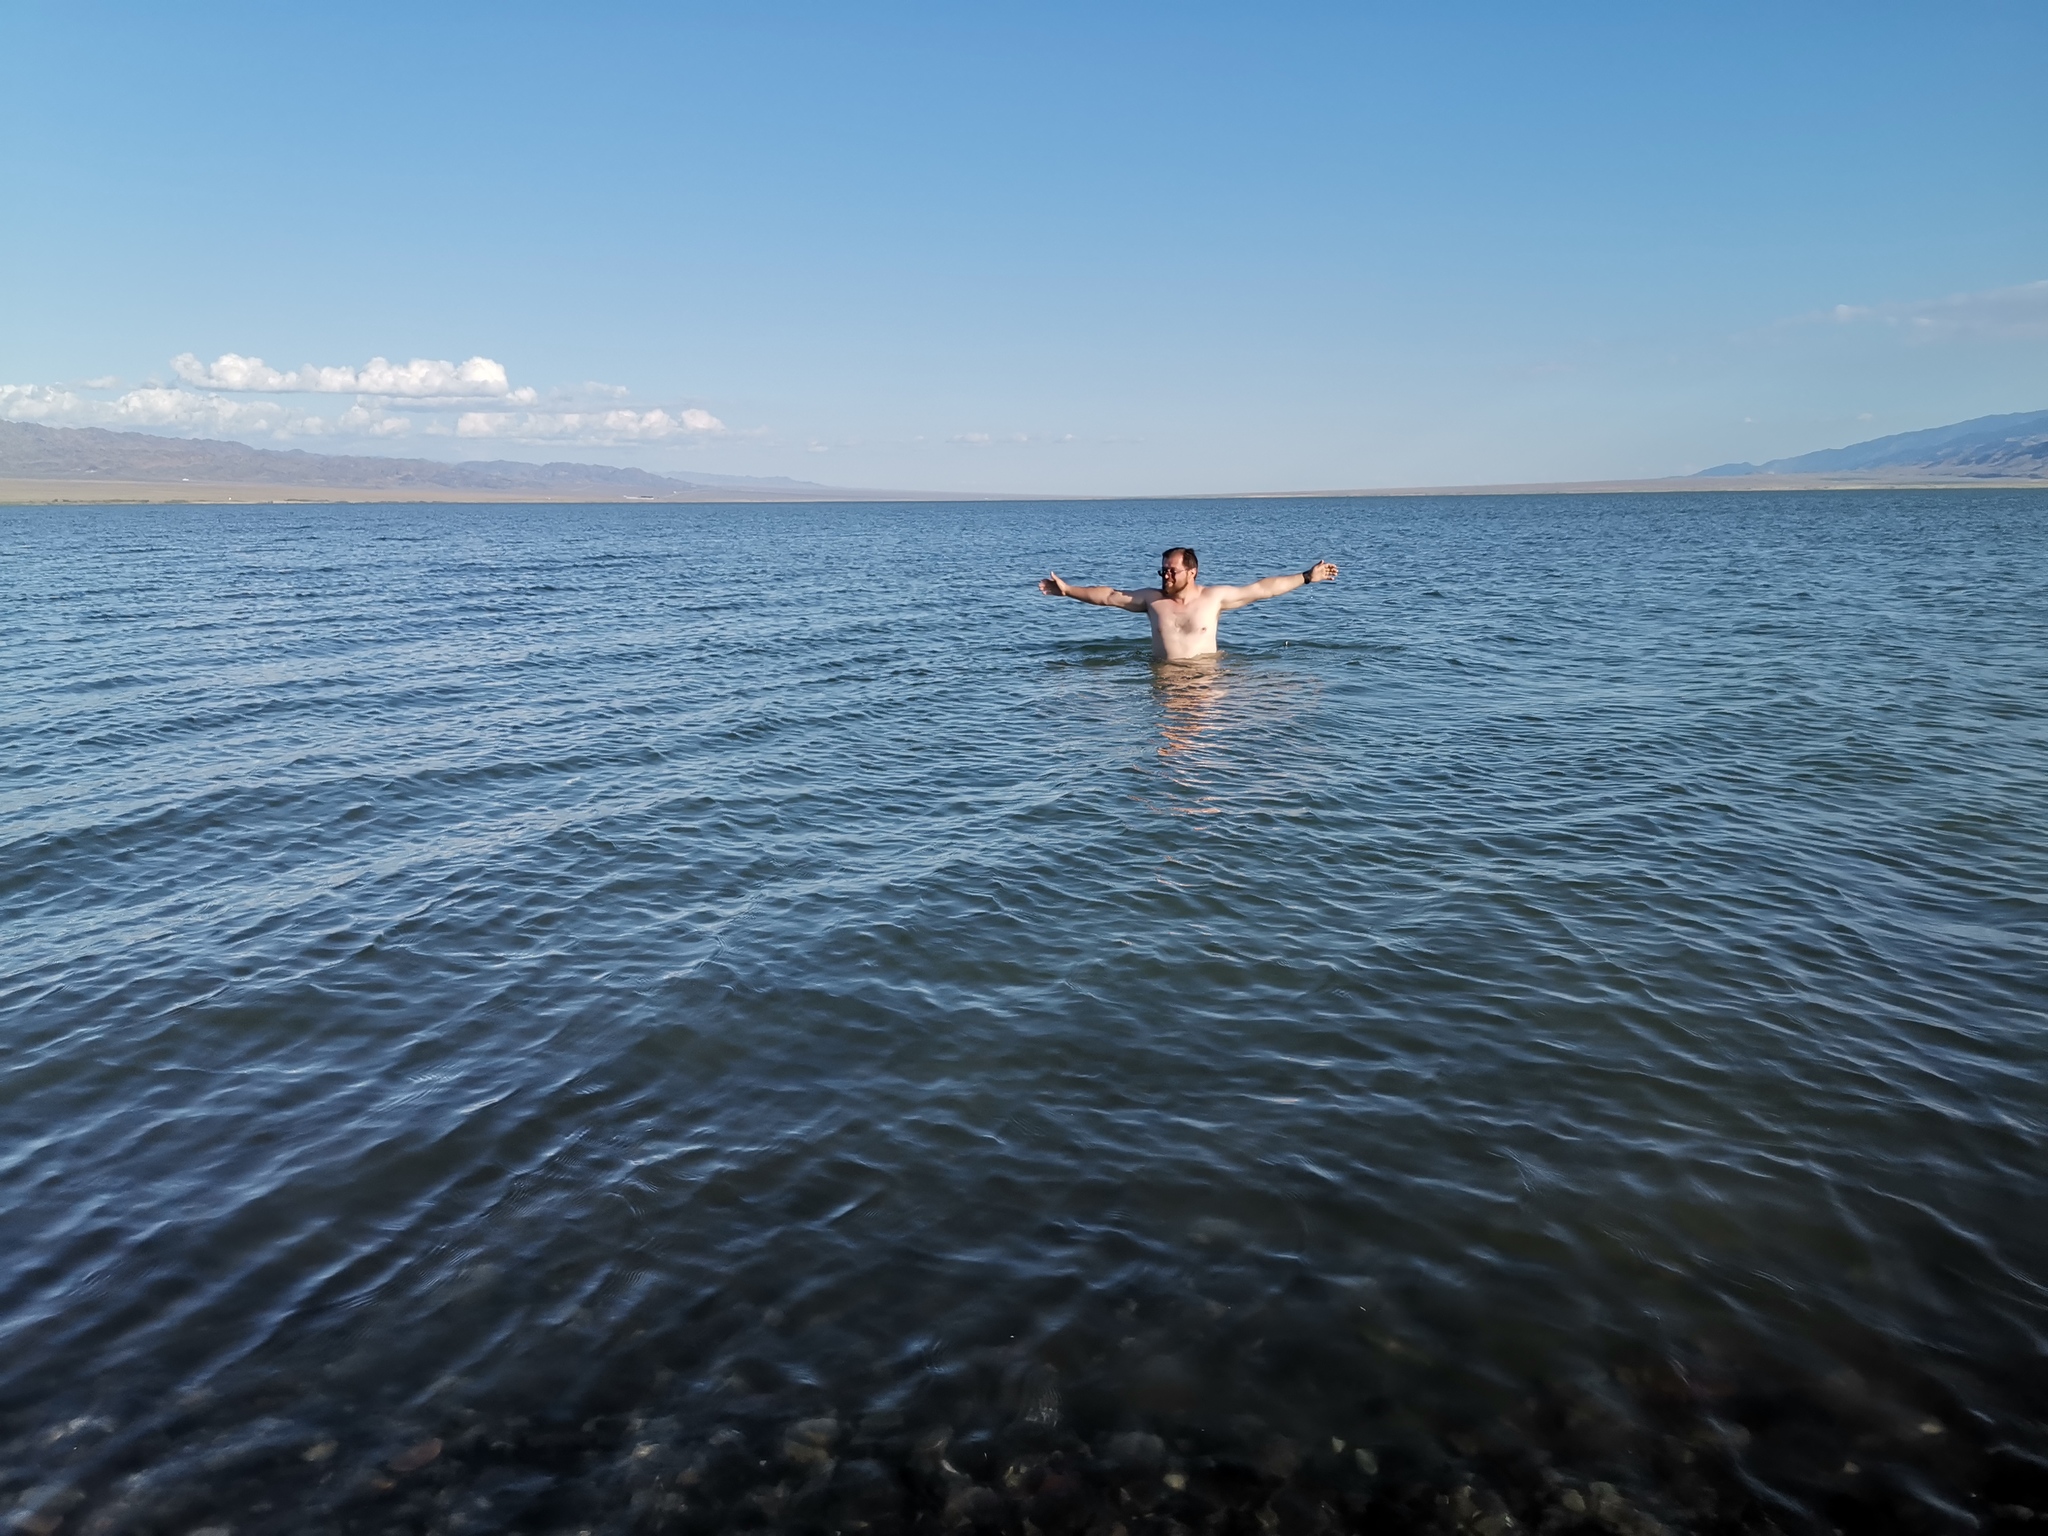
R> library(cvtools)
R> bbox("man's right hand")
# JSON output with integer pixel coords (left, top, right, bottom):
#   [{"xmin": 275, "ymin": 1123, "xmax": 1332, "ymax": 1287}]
[{"xmin": 1038, "ymin": 572, "xmax": 1068, "ymax": 597}]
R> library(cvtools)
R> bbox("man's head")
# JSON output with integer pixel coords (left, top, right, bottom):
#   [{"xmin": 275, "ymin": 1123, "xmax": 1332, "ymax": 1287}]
[{"xmin": 1159, "ymin": 546, "xmax": 1198, "ymax": 597}]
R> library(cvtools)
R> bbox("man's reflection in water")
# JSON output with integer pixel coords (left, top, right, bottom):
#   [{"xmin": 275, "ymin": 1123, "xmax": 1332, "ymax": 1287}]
[
  {"xmin": 1149, "ymin": 655, "xmax": 1314, "ymax": 800},
  {"xmin": 1152, "ymin": 654, "xmax": 1227, "ymax": 764}
]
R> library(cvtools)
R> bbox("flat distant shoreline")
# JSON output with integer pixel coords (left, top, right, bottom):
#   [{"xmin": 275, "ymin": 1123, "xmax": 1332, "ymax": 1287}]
[
  {"xmin": 1213, "ymin": 473, "xmax": 2048, "ymax": 498},
  {"xmin": 3, "ymin": 473, "xmax": 2045, "ymax": 505},
  {"xmin": 0, "ymin": 477, "xmax": 987, "ymax": 505}
]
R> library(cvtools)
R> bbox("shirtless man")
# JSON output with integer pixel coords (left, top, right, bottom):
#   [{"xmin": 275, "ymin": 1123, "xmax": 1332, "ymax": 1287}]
[{"xmin": 1038, "ymin": 546, "xmax": 1338, "ymax": 661}]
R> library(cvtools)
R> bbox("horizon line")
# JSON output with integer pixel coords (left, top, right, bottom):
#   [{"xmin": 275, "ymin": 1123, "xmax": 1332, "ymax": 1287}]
[{"xmin": 6, "ymin": 471, "xmax": 2047, "ymax": 507}]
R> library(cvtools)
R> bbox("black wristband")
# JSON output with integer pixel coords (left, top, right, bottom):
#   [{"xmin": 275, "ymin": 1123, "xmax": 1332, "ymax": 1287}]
[{"xmin": 1301, "ymin": 567, "xmax": 1314, "ymax": 586}]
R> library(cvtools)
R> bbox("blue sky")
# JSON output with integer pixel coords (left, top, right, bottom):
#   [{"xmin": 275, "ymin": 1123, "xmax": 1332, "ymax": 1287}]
[{"xmin": 3, "ymin": 1, "xmax": 2044, "ymax": 493}]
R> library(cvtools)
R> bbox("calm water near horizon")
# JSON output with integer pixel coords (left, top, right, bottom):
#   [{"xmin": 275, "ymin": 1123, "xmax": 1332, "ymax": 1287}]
[{"xmin": 3, "ymin": 491, "xmax": 2044, "ymax": 1536}]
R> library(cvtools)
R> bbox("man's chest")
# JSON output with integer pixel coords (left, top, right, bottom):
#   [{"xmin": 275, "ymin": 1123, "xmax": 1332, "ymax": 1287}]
[{"xmin": 1150, "ymin": 598, "xmax": 1218, "ymax": 634}]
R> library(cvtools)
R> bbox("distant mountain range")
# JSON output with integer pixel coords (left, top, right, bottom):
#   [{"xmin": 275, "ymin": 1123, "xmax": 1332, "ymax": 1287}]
[
  {"xmin": 0, "ymin": 420, "xmax": 863, "ymax": 500},
  {"xmin": 1696, "ymin": 410, "xmax": 2048, "ymax": 479},
  {"xmin": 6, "ymin": 410, "xmax": 2045, "ymax": 503}
]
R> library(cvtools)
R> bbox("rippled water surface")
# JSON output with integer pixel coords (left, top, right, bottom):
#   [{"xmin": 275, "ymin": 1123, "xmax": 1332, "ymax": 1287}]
[{"xmin": 4, "ymin": 493, "xmax": 2045, "ymax": 1536}]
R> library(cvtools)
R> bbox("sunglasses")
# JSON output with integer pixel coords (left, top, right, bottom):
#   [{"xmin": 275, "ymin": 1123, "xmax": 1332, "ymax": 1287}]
[{"xmin": 1159, "ymin": 566, "xmax": 1189, "ymax": 578}]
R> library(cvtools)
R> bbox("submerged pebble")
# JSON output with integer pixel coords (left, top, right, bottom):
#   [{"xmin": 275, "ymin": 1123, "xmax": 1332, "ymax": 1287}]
[{"xmin": 387, "ymin": 1438, "xmax": 441, "ymax": 1472}]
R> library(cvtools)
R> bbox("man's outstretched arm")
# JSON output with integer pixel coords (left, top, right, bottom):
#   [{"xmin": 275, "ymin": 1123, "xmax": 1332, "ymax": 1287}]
[
  {"xmin": 1038, "ymin": 572, "xmax": 1153, "ymax": 611},
  {"xmin": 1214, "ymin": 558, "xmax": 1339, "ymax": 610}
]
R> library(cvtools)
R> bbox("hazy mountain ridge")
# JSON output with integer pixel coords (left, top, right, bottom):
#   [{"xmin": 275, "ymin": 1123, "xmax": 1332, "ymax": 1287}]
[
  {"xmin": 8, "ymin": 413, "xmax": 2047, "ymax": 503},
  {"xmin": 0, "ymin": 421, "xmax": 835, "ymax": 496},
  {"xmin": 1697, "ymin": 409, "xmax": 2048, "ymax": 479}
]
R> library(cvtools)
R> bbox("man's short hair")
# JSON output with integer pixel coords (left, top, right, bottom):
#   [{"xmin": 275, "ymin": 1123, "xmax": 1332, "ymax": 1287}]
[{"xmin": 1162, "ymin": 546, "xmax": 1198, "ymax": 571}]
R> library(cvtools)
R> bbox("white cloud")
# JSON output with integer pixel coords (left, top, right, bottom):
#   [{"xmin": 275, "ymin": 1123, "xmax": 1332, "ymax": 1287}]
[
  {"xmin": 1, "ymin": 382, "xmax": 329, "ymax": 438},
  {"xmin": 0, "ymin": 383, "xmax": 87, "ymax": 423},
  {"xmin": 948, "ymin": 430, "xmax": 1078, "ymax": 447},
  {"xmin": 336, "ymin": 403, "xmax": 411, "ymax": 438},
  {"xmin": 170, "ymin": 351, "xmax": 538, "ymax": 401},
  {"xmin": 451, "ymin": 407, "xmax": 726, "ymax": 442},
  {"xmin": 1814, "ymin": 279, "xmax": 2048, "ymax": 341},
  {"xmin": 112, "ymin": 387, "xmax": 309, "ymax": 434},
  {"xmin": 4, "ymin": 365, "xmax": 731, "ymax": 450}
]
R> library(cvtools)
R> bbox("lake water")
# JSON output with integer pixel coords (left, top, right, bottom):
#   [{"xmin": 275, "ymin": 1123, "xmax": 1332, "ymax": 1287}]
[{"xmin": 3, "ymin": 492, "xmax": 2044, "ymax": 1536}]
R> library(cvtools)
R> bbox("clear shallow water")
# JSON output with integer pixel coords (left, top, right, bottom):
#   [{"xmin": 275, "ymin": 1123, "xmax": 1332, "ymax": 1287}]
[{"xmin": 2, "ymin": 492, "xmax": 2044, "ymax": 1536}]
